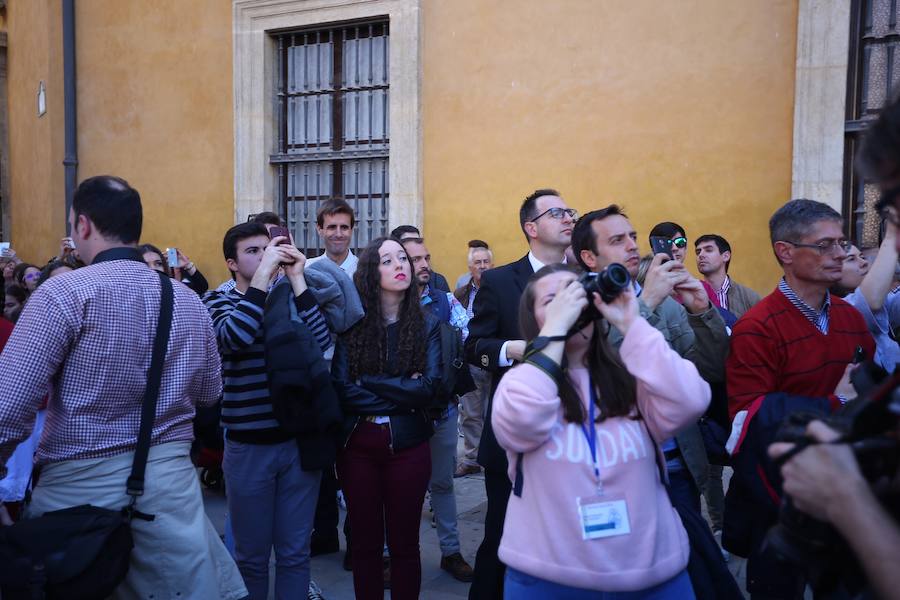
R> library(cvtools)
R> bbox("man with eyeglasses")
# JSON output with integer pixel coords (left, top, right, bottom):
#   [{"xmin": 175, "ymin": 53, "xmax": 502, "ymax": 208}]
[
  {"xmin": 464, "ymin": 188, "xmax": 575, "ymax": 600},
  {"xmin": 725, "ymin": 199, "xmax": 875, "ymax": 599}
]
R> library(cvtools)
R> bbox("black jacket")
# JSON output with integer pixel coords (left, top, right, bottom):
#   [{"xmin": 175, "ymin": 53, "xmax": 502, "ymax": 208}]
[
  {"xmin": 464, "ymin": 254, "xmax": 534, "ymax": 472},
  {"xmin": 331, "ymin": 315, "xmax": 443, "ymax": 451},
  {"xmin": 265, "ymin": 279, "xmax": 343, "ymax": 471}
]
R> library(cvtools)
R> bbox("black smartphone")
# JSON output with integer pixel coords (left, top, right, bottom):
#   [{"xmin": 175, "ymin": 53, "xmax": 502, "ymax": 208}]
[
  {"xmin": 649, "ymin": 236, "xmax": 673, "ymax": 261},
  {"xmin": 852, "ymin": 345, "xmax": 866, "ymax": 364},
  {"xmin": 268, "ymin": 226, "xmax": 291, "ymax": 244}
]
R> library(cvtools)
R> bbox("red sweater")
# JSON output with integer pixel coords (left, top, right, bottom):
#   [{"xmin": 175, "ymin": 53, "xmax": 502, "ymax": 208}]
[
  {"xmin": 0, "ymin": 317, "xmax": 12, "ymax": 352},
  {"xmin": 727, "ymin": 288, "xmax": 875, "ymax": 420}
]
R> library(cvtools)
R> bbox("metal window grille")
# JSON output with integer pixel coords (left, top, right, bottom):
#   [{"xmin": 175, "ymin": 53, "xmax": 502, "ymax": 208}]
[
  {"xmin": 844, "ymin": 0, "xmax": 897, "ymax": 247},
  {"xmin": 272, "ymin": 21, "xmax": 390, "ymax": 256}
]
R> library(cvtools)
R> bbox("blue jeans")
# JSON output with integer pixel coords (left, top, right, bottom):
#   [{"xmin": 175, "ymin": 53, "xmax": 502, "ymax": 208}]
[
  {"xmin": 430, "ymin": 404, "xmax": 461, "ymax": 556},
  {"xmin": 223, "ymin": 438, "xmax": 321, "ymax": 600},
  {"xmin": 504, "ymin": 567, "xmax": 695, "ymax": 600}
]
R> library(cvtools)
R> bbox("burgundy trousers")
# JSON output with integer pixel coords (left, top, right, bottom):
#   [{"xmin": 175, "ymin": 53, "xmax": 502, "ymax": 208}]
[{"xmin": 337, "ymin": 421, "xmax": 432, "ymax": 600}]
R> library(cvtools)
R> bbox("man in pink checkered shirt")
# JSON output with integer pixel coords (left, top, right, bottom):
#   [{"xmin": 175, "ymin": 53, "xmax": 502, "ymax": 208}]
[{"xmin": 0, "ymin": 176, "xmax": 245, "ymax": 599}]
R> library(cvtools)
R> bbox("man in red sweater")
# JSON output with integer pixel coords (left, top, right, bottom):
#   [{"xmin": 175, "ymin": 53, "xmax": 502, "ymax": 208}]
[{"xmin": 725, "ymin": 198, "xmax": 874, "ymax": 599}]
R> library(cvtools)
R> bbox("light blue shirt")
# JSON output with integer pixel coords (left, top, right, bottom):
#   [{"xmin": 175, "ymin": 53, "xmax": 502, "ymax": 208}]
[{"xmin": 843, "ymin": 287, "xmax": 899, "ymax": 373}]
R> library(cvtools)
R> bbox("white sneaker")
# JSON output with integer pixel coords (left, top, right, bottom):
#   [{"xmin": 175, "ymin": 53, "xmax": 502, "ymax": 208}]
[{"xmin": 308, "ymin": 580, "xmax": 326, "ymax": 600}]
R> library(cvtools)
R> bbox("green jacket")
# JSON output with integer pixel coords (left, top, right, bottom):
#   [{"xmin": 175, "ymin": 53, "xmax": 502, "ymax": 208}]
[{"xmin": 727, "ymin": 280, "xmax": 762, "ymax": 319}]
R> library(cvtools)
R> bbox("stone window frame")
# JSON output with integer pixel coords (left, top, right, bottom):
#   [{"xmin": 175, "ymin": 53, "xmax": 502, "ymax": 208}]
[
  {"xmin": 791, "ymin": 0, "xmax": 852, "ymax": 215},
  {"xmin": 233, "ymin": 0, "xmax": 422, "ymax": 229}
]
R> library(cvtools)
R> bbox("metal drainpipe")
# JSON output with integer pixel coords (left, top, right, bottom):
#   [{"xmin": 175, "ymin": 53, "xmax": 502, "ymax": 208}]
[{"xmin": 62, "ymin": 0, "xmax": 77, "ymax": 234}]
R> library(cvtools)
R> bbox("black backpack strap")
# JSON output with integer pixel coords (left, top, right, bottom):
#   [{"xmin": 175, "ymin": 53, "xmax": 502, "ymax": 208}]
[
  {"xmin": 126, "ymin": 271, "xmax": 174, "ymax": 500},
  {"xmin": 512, "ymin": 451, "xmax": 524, "ymax": 497}
]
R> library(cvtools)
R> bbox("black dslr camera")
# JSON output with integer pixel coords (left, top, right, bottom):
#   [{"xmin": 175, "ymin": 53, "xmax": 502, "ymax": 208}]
[
  {"xmin": 571, "ymin": 263, "xmax": 630, "ymax": 332},
  {"xmin": 765, "ymin": 363, "xmax": 900, "ymax": 596}
]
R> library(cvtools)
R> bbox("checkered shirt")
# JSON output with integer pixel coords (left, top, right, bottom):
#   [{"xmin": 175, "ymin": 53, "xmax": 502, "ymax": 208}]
[
  {"xmin": 778, "ymin": 277, "xmax": 831, "ymax": 334},
  {"xmin": 0, "ymin": 251, "xmax": 222, "ymax": 478}
]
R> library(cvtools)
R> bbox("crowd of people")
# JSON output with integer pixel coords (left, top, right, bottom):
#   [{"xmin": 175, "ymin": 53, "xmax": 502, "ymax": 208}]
[{"xmin": 0, "ymin": 105, "xmax": 899, "ymax": 600}]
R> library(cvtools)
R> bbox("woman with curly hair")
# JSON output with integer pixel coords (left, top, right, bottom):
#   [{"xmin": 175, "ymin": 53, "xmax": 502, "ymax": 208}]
[{"xmin": 332, "ymin": 236, "xmax": 443, "ymax": 600}]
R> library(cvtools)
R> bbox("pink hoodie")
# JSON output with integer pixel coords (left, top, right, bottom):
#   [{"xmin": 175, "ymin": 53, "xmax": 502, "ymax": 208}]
[{"xmin": 492, "ymin": 318, "xmax": 710, "ymax": 592}]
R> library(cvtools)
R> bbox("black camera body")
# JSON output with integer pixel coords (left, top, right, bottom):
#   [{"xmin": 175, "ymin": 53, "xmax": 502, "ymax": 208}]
[
  {"xmin": 765, "ymin": 365, "xmax": 900, "ymax": 595},
  {"xmin": 570, "ymin": 263, "xmax": 631, "ymax": 332}
]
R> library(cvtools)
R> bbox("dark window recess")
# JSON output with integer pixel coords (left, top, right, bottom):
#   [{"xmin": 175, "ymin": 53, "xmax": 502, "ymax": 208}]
[
  {"xmin": 272, "ymin": 21, "xmax": 390, "ymax": 256},
  {"xmin": 845, "ymin": 0, "xmax": 896, "ymax": 248}
]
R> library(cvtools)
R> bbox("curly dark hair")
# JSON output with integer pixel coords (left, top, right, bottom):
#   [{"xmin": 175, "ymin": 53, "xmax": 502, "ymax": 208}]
[
  {"xmin": 519, "ymin": 263, "xmax": 637, "ymax": 423},
  {"xmin": 342, "ymin": 237, "xmax": 427, "ymax": 380}
]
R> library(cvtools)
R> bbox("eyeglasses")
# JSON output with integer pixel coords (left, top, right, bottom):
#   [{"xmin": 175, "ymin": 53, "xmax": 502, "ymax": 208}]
[
  {"xmin": 782, "ymin": 239, "xmax": 852, "ymax": 254},
  {"xmin": 531, "ymin": 207, "xmax": 578, "ymax": 223},
  {"xmin": 670, "ymin": 237, "xmax": 688, "ymax": 249}
]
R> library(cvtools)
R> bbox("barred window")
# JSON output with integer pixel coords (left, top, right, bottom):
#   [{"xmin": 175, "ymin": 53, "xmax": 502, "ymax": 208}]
[
  {"xmin": 272, "ymin": 20, "xmax": 390, "ymax": 256},
  {"xmin": 845, "ymin": 0, "xmax": 897, "ymax": 247}
]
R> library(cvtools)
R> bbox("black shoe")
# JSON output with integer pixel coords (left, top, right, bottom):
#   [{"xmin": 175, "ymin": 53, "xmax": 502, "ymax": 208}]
[{"xmin": 310, "ymin": 533, "xmax": 340, "ymax": 557}]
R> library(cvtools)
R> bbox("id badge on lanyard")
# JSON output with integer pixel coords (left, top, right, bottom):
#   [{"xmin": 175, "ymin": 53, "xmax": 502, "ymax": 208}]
[{"xmin": 576, "ymin": 384, "xmax": 631, "ymax": 541}]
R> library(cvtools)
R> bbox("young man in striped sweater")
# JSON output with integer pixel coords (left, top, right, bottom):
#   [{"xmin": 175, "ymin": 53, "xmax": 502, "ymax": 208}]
[
  {"xmin": 725, "ymin": 199, "xmax": 874, "ymax": 599},
  {"xmin": 204, "ymin": 222, "xmax": 332, "ymax": 600}
]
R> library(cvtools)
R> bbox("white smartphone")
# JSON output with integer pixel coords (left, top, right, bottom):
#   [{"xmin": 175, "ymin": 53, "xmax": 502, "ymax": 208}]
[{"xmin": 166, "ymin": 247, "xmax": 179, "ymax": 269}]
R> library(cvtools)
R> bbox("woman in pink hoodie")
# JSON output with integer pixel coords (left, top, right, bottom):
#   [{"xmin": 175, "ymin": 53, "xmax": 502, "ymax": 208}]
[{"xmin": 492, "ymin": 264, "xmax": 710, "ymax": 599}]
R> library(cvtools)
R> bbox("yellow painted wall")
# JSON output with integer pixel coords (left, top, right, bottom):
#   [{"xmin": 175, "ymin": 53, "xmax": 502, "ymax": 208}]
[
  {"xmin": 75, "ymin": 1, "xmax": 234, "ymax": 282},
  {"xmin": 6, "ymin": 0, "xmax": 66, "ymax": 262},
  {"xmin": 6, "ymin": 0, "xmax": 797, "ymax": 293},
  {"xmin": 421, "ymin": 0, "xmax": 798, "ymax": 295}
]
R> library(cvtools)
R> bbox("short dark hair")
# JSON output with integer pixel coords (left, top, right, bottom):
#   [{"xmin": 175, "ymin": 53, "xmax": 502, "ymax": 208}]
[
  {"xmin": 695, "ymin": 234, "xmax": 732, "ymax": 272},
  {"xmin": 223, "ymin": 222, "xmax": 269, "ymax": 262},
  {"xmin": 5, "ymin": 284, "xmax": 27, "ymax": 304},
  {"xmin": 519, "ymin": 188, "xmax": 561, "ymax": 240},
  {"xmin": 648, "ymin": 221, "xmax": 685, "ymax": 242},
  {"xmin": 571, "ymin": 205, "xmax": 628, "ymax": 270},
  {"xmin": 467, "ymin": 239, "xmax": 489, "ymax": 249},
  {"xmin": 251, "ymin": 211, "xmax": 283, "ymax": 226},
  {"xmin": 400, "ymin": 237, "xmax": 425, "ymax": 247},
  {"xmin": 316, "ymin": 199, "xmax": 356, "ymax": 228},
  {"xmin": 72, "ymin": 175, "xmax": 142, "ymax": 244},
  {"xmin": 390, "ymin": 225, "xmax": 420, "ymax": 239}
]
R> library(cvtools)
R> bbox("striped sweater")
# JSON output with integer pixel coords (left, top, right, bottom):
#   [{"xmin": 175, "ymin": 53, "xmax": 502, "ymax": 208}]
[{"xmin": 204, "ymin": 285, "xmax": 331, "ymax": 443}]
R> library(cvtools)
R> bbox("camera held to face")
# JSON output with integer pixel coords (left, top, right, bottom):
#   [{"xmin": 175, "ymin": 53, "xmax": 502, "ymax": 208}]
[{"xmin": 571, "ymin": 263, "xmax": 630, "ymax": 332}]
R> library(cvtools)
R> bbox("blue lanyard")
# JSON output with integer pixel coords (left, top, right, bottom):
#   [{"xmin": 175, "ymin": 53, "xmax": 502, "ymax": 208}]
[{"xmin": 579, "ymin": 384, "xmax": 603, "ymax": 495}]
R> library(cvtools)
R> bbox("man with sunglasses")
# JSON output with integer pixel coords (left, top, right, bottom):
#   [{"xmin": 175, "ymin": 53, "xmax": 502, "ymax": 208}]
[
  {"xmin": 725, "ymin": 199, "xmax": 875, "ymax": 599},
  {"xmin": 465, "ymin": 188, "xmax": 576, "ymax": 599},
  {"xmin": 649, "ymin": 221, "xmax": 689, "ymax": 264}
]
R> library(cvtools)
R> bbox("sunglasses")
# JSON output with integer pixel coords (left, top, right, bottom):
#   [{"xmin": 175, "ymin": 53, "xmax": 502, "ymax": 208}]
[{"xmin": 670, "ymin": 237, "xmax": 688, "ymax": 249}]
